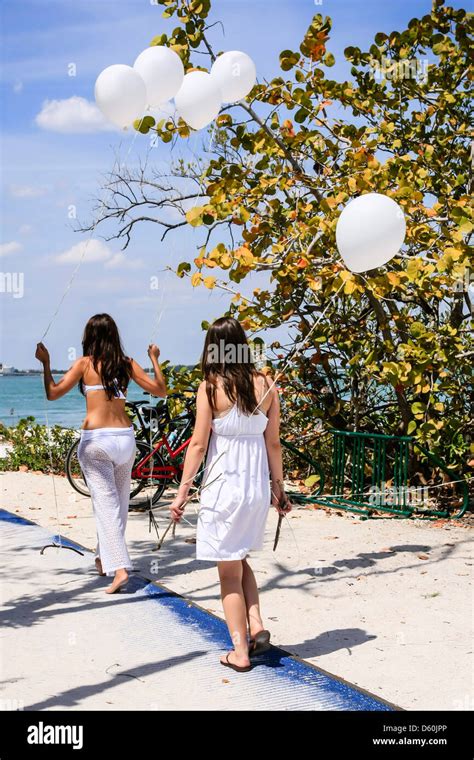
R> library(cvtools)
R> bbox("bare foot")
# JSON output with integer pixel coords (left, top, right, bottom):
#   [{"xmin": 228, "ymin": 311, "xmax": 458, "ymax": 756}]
[
  {"xmin": 95, "ymin": 558, "xmax": 105, "ymax": 576},
  {"xmin": 105, "ymin": 569, "xmax": 129, "ymax": 594},
  {"xmin": 220, "ymin": 650, "xmax": 250, "ymax": 669}
]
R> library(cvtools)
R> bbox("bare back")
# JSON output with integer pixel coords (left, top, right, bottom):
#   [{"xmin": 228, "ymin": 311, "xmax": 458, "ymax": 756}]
[
  {"xmin": 81, "ymin": 358, "xmax": 131, "ymax": 430},
  {"xmin": 211, "ymin": 372, "xmax": 273, "ymax": 419}
]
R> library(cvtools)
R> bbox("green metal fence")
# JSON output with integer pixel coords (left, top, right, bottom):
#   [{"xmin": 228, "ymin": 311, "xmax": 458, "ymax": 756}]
[{"xmin": 283, "ymin": 429, "xmax": 470, "ymax": 519}]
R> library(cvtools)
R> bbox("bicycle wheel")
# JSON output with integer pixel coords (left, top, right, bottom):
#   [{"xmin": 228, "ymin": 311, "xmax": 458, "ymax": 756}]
[
  {"xmin": 66, "ymin": 439, "xmax": 168, "ymax": 508},
  {"xmin": 65, "ymin": 439, "xmax": 89, "ymax": 497},
  {"xmin": 129, "ymin": 441, "xmax": 171, "ymax": 509}
]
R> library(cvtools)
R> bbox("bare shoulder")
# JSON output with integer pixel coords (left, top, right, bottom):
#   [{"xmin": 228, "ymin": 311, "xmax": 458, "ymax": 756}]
[
  {"xmin": 197, "ymin": 380, "xmax": 209, "ymax": 399},
  {"xmin": 256, "ymin": 371, "xmax": 276, "ymax": 395},
  {"xmin": 75, "ymin": 356, "xmax": 89, "ymax": 374},
  {"xmin": 253, "ymin": 371, "xmax": 277, "ymax": 416},
  {"xmin": 196, "ymin": 380, "xmax": 212, "ymax": 413}
]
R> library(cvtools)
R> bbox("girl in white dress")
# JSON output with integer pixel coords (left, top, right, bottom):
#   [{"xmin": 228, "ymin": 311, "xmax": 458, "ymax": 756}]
[{"xmin": 170, "ymin": 317, "xmax": 290, "ymax": 672}]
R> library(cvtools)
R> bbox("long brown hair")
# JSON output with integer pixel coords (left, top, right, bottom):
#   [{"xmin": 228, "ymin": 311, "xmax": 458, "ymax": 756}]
[
  {"xmin": 79, "ymin": 314, "xmax": 132, "ymax": 400},
  {"xmin": 201, "ymin": 317, "xmax": 259, "ymax": 415}
]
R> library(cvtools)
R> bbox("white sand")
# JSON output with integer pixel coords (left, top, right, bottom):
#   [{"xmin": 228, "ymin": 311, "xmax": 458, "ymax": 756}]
[{"xmin": 2, "ymin": 469, "xmax": 473, "ymax": 711}]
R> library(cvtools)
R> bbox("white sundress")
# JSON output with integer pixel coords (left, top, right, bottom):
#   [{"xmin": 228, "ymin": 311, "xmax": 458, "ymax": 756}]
[{"xmin": 196, "ymin": 401, "xmax": 271, "ymax": 562}]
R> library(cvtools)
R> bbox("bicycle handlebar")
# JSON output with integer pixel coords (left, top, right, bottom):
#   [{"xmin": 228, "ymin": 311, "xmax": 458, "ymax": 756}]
[
  {"xmin": 127, "ymin": 399, "xmax": 164, "ymax": 410},
  {"xmin": 143, "ymin": 390, "xmax": 195, "ymax": 400}
]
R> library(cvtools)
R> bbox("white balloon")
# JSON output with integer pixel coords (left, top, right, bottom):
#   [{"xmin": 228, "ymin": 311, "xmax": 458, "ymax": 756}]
[
  {"xmin": 210, "ymin": 50, "xmax": 256, "ymax": 103},
  {"xmin": 336, "ymin": 193, "xmax": 406, "ymax": 273},
  {"xmin": 134, "ymin": 46, "xmax": 184, "ymax": 107},
  {"xmin": 175, "ymin": 71, "xmax": 221, "ymax": 130},
  {"xmin": 94, "ymin": 64, "xmax": 146, "ymax": 128}
]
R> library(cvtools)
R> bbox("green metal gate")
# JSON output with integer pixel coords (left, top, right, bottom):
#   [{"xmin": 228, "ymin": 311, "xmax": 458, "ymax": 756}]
[{"xmin": 283, "ymin": 429, "xmax": 470, "ymax": 519}]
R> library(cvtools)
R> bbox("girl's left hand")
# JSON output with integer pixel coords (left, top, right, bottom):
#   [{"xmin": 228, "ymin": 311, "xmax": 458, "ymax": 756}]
[
  {"xmin": 148, "ymin": 344, "xmax": 161, "ymax": 361},
  {"xmin": 271, "ymin": 481, "xmax": 292, "ymax": 515},
  {"xmin": 35, "ymin": 342, "xmax": 50, "ymax": 364},
  {"xmin": 170, "ymin": 494, "xmax": 187, "ymax": 522}
]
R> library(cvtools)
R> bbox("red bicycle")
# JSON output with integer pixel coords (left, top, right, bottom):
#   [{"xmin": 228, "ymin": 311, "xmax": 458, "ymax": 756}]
[{"xmin": 131, "ymin": 392, "xmax": 203, "ymax": 507}]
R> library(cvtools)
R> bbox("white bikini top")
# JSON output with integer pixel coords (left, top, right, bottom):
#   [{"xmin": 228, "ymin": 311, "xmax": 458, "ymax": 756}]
[{"xmin": 83, "ymin": 378, "xmax": 126, "ymax": 400}]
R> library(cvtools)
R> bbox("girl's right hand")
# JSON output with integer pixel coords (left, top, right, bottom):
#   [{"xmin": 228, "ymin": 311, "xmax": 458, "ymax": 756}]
[
  {"xmin": 147, "ymin": 344, "xmax": 160, "ymax": 361},
  {"xmin": 169, "ymin": 494, "xmax": 187, "ymax": 522}
]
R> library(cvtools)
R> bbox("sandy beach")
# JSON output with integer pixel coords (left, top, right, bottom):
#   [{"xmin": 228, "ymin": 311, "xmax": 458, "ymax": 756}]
[{"xmin": 1, "ymin": 468, "xmax": 472, "ymax": 711}]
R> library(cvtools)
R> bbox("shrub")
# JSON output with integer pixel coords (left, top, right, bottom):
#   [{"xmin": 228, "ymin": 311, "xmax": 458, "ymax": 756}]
[{"xmin": 0, "ymin": 417, "xmax": 78, "ymax": 474}]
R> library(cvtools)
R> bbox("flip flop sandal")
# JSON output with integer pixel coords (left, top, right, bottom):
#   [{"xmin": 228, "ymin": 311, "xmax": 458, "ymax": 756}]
[
  {"xmin": 249, "ymin": 629, "xmax": 271, "ymax": 657},
  {"xmin": 220, "ymin": 653, "xmax": 252, "ymax": 673}
]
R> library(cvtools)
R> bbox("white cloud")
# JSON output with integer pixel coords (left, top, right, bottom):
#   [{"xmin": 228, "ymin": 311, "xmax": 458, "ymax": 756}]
[
  {"xmin": 9, "ymin": 184, "xmax": 49, "ymax": 198},
  {"xmin": 35, "ymin": 96, "xmax": 117, "ymax": 134},
  {"xmin": 18, "ymin": 224, "xmax": 33, "ymax": 235},
  {"xmin": 13, "ymin": 81, "xmax": 23, "ymax": 94},
  {"xmin": 53, "ymin": 240, "xmax": 144, "ymax": 270},
  {"xmin": 54, "ymin": 239, "xmax": 112, "ymax": 264},
  {"xmin": 0, "ymin": 241, "xmax": 22, "ymax": 257},
  {"xmin": 104, "ymin": 253, "xmax": 144, "ymax": 270}
]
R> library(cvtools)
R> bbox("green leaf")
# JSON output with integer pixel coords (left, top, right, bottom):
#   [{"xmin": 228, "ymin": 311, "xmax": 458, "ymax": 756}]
[
  {"xmin": 279, "ymin": 49, "xmax": 300, "ymax": 71},
  {"xmin": 177, "ymin": 262, "xmax": 191, "ymax": 278},
  {"xmin": 133, "ymin": 115, "xmax": 155, "ymax": 134},
  {"xmin": 411, "ymin": 402, "xmax": 426, "ymax": 416}
]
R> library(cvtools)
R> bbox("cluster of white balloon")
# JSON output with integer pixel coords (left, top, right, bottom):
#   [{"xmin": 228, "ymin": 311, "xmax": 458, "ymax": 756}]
[
  {"xmin": 94, "ymin": 47, "xmax": 256, "ymax": 131},
  {"xmin": 94, "ymin": 47, "xmax": 406, "ymax": 274}
]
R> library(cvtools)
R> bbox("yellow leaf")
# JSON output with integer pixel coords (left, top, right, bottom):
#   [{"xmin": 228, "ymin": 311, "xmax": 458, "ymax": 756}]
[
  {"xmin": 307, "ymin": 277, "xmax": 322, "ymax": 291},
  {"xmin": 220, "ymin": 253, "xmax": 233, "ymax": 268},
  {"xmin": 208, "ymin": 243, "xmax": 226, "ymax": 260},
  {"xmin": 386, "ymin": 272, "xmax": 401, "ymax": 286},
  {"xmin": 339, "ymin": 270, "xmax": 353, "ymax": 282},
  {"xmin": 203, "ymin": 276, "xmax": 216, "ymax": 289},
  {"xmin": 186, "ymin": 207, "xmax": 204, "ymax": 227},
  {"xmin": 406, "ymin": 259, "xmax": 419, "ymax": 282},
  {"xmin": 191, "ymin": 272, "xmax": 202, "ymax": 287},
  {"xmin": 235, "ymin": 246, "xmax": 254, "ymax": 266}
]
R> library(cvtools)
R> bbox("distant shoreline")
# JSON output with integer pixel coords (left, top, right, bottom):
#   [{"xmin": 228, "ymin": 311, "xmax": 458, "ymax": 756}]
[
  {"xmin": 0, "ymin": 371, "xmax": 63, "ymax": 376},
  {"xmin": 0, "ymin": 365, "xmax": 194, "ymax": 376}
]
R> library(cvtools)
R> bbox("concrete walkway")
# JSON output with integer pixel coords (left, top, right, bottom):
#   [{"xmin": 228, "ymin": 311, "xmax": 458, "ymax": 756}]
[{"xmin": 0, "ymin": 509, "xmax": 395, "ymax": 711}]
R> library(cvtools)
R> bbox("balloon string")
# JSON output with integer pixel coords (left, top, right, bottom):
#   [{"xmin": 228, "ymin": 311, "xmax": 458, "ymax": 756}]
[
  {"xmin": 251, "ymin": 279, "xmax": 346, "ymax": 414},
  {"xmin": 40, "ymin": 120, "xmax": 145, "ymax": 341},
  {"xmin": 39, "ymin": 373, "xmax": 63, "ymax": 551}
]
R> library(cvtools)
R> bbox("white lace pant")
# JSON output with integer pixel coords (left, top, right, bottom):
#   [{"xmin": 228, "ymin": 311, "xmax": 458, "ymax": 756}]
[{"xmin": 78, "ymin": 427, "xmax": 136, "ymax": 576}]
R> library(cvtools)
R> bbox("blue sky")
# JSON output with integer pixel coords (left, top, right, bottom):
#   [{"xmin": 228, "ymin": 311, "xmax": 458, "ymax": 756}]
[{"xmin": 0, "ymin": 0, "xmax": 452, "ymax": 369}]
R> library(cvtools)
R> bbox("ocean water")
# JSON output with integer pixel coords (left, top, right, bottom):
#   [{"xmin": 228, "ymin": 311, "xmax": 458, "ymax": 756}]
[{"xmin": 0, "ymin": 375, "xmax": 154, "ymax": 429}]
